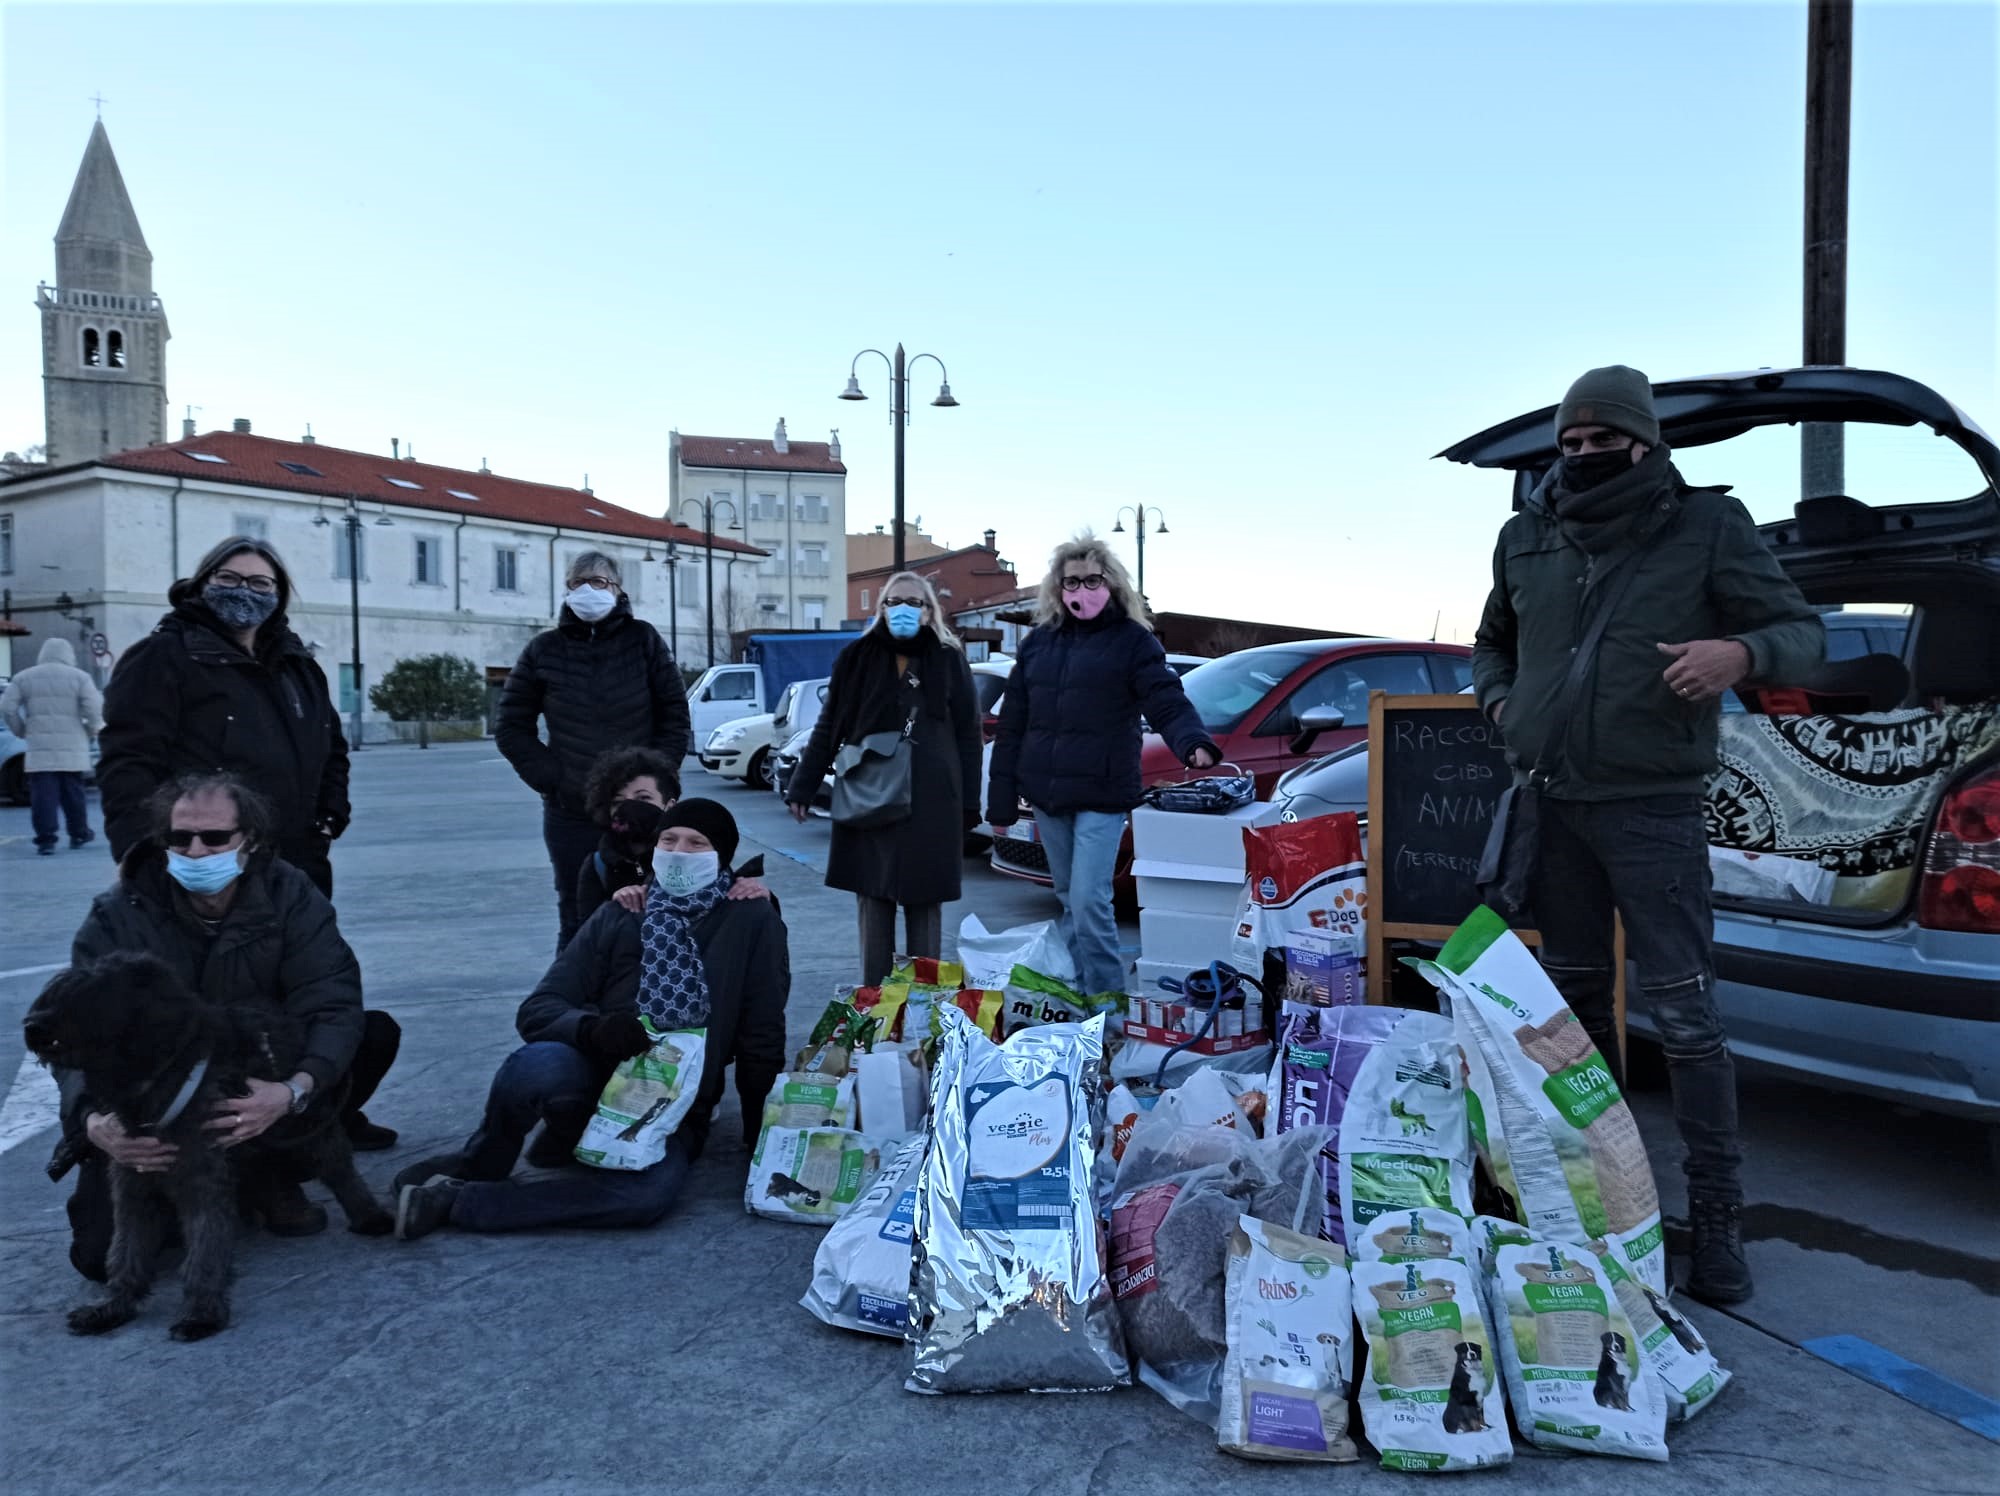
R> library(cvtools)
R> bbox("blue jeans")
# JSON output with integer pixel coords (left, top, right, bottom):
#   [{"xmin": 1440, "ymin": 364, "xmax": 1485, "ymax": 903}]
[
  {"xmin": 1529, "ymin": 793, "xmax": 1743, "ymax": 1202},
  {"xmin": 448, "ymin": 1041, "xmax": 694, "ymax": 1232},
  {"xmin": 1036, "ymin": 809, "xmax": 1128, "ymax": 995},
  {"xmin": 29, "ymin": 772, "xmax": 90, "ymax": 849}
]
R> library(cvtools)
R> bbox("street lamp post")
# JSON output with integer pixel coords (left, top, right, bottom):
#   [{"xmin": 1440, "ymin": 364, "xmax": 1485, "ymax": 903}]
[
  {"xmin": 838, "ymin": 343, "xmax": 959, "ymax": 574},
  {"xmin": 675, "ymin": 496, "xmax": 741, "ymax": 668},
  {"xmin": 1112, "ymin": 506, "xmax": 1169, "ymax": 599},
  {"xmin": 315, "ymin": 498, "xmax": 393, "ymax": 750}
]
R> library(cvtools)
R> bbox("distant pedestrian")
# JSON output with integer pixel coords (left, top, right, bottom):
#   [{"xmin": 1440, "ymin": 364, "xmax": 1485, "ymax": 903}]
[
  {"xmin": 787, "ymin": 573, "xmax": 983, "ymax": 985},
  {"xmin": 1472, "ymin": 364, "xmax": 1825, "ymax": 1307},
  {"xmin": 497, "ymin": 551, "xmax": 693, "ymax": 950},
  {"xmin": 575, "ymin": 744, "xmax": 772, "ymax": 928},
  {"xmin": 2, "ymin": 637, "xmax": 104, "ymax": 856},
  {"xmin": 97, "ymin": 537, "xmax": 349, "ymax": 898},
  {"xmin": 986, "ymin": 537, "xmax": 1219, "ymax": 995}
]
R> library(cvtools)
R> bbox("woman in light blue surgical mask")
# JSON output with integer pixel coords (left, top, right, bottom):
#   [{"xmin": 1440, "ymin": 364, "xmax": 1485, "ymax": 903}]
[{"xmin": 785, "ymin": 571, "xmax": 984, "ymax": 984}]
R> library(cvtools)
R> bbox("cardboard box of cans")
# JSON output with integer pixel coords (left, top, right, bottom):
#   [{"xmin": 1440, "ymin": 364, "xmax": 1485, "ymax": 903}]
[{"xmin": 1122, "ymin": 993, "xmax": 1269, "ymax": 1056}]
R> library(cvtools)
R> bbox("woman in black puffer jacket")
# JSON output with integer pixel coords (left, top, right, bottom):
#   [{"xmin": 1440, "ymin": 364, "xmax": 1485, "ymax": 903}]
[
  {"xmin": 496, "ymin": 550, "xmax": 692, "ymax": 949},
  {"xmin": 787, "ymin": 574, "xmax": 982, "ymax": 985},
  {"xmin": 985, "ymin": 535, "xmax": 1218, "ymax": 995}
]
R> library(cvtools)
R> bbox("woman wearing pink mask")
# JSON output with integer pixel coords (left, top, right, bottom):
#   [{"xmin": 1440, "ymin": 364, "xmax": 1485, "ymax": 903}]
[{"xmin": 985, "ymin": 536, "xmax": 1217, "ymax": 994}]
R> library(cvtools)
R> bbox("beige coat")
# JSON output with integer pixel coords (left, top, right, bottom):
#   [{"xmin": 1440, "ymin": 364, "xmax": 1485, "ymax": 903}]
[{"xmin": 1, "ymin": 638, "xmax": 104, "ymax": 773}]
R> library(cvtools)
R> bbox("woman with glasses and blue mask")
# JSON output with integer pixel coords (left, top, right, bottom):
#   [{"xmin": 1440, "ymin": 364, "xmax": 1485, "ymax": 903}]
[
  {"xmin": 99, "ymin": 536, "xmax": 352, "ymax": 905},
  {"xmin": 786, "ymin": 572, "xmax": 982, "ymax": 984},
  {"xmin": 986, "ymin": 536, "xmax": 1218, "ymax": 996}
]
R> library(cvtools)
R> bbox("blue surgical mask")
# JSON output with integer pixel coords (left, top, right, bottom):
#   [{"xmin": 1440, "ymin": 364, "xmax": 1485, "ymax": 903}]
[
  {"xmin": 166, "ymin": 848, "xmax": 245, "ymax": 896},
  {"xmin": 885, "ymin": 605, "xmax": 923, "ymax": 639}
]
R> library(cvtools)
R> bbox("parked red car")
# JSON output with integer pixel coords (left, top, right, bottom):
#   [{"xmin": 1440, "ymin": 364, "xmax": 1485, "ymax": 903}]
[{"xmin": 989, "ymin": 638, "xmax": 1472, "ymax": 899}]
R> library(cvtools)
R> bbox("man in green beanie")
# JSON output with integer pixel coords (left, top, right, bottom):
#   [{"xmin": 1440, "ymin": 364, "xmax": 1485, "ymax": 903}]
[{"xmin": 1471, "ymin": 365, "xmax": 1824, "ymax": 1306}]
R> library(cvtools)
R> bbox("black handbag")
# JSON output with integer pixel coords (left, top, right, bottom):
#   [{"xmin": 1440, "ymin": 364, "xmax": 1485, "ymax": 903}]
[
  {"xmin": 830, "ymin": 705, "xmax": 920, "ymax": 829},
  {"xmin": 1476, "ymin": 556, "xmax": 1645, "ymax": 922}
]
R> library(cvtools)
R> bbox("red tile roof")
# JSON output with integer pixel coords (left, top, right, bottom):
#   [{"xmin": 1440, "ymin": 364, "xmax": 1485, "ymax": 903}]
[
  {"xmin": 676, "ymin": 434, "xmax": 846, "ymax": 475},
  {"xmin": 55, "ymin": 432, "xmax": 764, "ymax": 555}
]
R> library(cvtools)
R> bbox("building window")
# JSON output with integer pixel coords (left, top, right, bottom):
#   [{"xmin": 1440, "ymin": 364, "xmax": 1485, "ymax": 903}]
[
  {"xmin": 798, "ymin": 493, "xmax": 828, "ymax": 524},
  {"xmin": 414, "ymin": 536, "xmax": 442, "ymax": 586},
  {"xmin": 333, "ymin": 525, "xmax": 367, "ymax": 581},
  {"xmin": 0, "ymin": 514, "xmax": 12, "ymax": 576},
  {"xmin": 82, "ymin": 328, "xmax": 101, "ymax": 367},
  {"xmin": 802, "ymin": 597, "xmax": 827, "ymax": 628},
  {"xmin": 797, "ymin": 543, "xmax": 828, "ymax": 578},
  {"xmin": 232, "ymin": 513, "xmax": 269, "ymax": 541},
  {"xmin": 754, "ymin": 540, "xmax": 785, "ymax": 576},
  {"xmin": 858, "ymin": 588, "xmax": 869, "ymax": 612},
  {"xmin": 752, "ymin": 492, "xmax": 781, "ymax": 523},
  {"xmin": 107, "ymin": 330, "xmax": 126, "ymax": 369},
  {"xmin": 494, "ymin": 547, "xmax": 520, "ymax": 592},
  {"xmin": 338, "ymin": 663, "xmax": 360, "ymax": 716}
]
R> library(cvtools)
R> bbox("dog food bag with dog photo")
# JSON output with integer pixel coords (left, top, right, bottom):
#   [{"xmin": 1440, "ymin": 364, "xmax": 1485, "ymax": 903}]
[
  {"xmin": 574, "ymin": 1022, "xmax": 709, "ymax": 1171},
  {"xmin": 1589, "ymin": 1241, "xmax": 1732, "ymax": 1422},
  {"xmin": 1421, "ymin": 907, "xmax": 1668, "ymax": 1294},
  {"xmin": 1218, "ymin": 1215, "xmax": 1358, "ymax": 1463},
  {"xmin": 1335, "ymin": 1012, "xmax": 1475, "ymax": 1251},
  {"xmin": 801, "ymin": 1133, "xmax": 927, "ymax": 1338},
  {"xmin": 1229, "ymin": 814, "xmax": 1367, "ymax": 972},
  {"xmin": 1488, "ymin": 1237, "xmax": 1667, "ymax": 1461},
  {"xmin": 907, "ymin": 1010, "xmax": 1128, "ymax": 1395},
  {"xmin": 1351, "ymin": 1257, "xmax": 1512, "ymax": 1473},
  {"xmin": 762, "ymin": 1071, "xmax": 859, "ymax": 1130},
  {"xmin": 746, "ymin": 1127, "xmax": 885, "ymax": 1225}
]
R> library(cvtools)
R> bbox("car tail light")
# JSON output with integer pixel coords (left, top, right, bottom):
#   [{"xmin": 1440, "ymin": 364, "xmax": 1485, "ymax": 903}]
[{"xmin": 1917, "ymin": 765, "xmax": 2000, "ymax": 934}]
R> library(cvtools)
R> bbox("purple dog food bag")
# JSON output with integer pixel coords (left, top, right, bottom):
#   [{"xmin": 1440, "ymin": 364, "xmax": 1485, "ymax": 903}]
[{"xmin": 1273, "ymin": 1006, "xmax": 1420, "ymax": 1246}]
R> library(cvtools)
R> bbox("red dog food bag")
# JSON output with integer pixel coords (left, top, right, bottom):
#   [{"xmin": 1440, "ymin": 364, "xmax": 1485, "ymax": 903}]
[{"xmin": 1230, "ymin": 815, "xmax": 1366, "ymax": 971}]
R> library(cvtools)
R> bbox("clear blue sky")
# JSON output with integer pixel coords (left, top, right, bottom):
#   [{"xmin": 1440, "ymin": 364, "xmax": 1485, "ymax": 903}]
[{"xmin": 5, "ymin": 3, "xmax": 1993, "ymax": 641}]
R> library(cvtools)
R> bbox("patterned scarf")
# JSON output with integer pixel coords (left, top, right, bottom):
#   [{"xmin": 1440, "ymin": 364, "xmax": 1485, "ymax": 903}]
[{"xmin": 635, "ymin": 872, "xmax": 731, "ymax": 1031}]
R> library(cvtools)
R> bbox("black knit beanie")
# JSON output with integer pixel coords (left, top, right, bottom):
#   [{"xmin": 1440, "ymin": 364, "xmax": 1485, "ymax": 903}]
[
  {"xmin": 661, "ymin": 797, "xmax": 739, "ymax": 866},
  {"xmin": 1555, "ymin": 365, "xmax": 1661, "ymax": 447}
]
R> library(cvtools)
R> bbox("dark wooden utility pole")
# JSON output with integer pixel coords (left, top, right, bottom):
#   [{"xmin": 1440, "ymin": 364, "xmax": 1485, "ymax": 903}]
[{"xmin": 1802, "ymin": 0, "xmax": 1852, "ymax": 499}]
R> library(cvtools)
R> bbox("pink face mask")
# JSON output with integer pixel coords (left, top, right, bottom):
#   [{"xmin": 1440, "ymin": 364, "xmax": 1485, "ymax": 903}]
[{"xmin": 1065, "ymin": 586, "xmax": 1111, "ymax": 621}]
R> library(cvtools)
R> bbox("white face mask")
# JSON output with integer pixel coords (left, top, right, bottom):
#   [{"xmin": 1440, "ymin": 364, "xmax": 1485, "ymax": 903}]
[
  {"xmin": 654, "ymin": 849, "xmax": 721, "ymax": 896},
  {"xmin": 565, "ymin": 584, "xmax": 616, "ymax": 622}
]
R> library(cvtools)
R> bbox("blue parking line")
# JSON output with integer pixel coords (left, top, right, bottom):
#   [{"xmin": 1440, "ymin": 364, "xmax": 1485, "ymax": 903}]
[{"xmin": 1803, "ymin": 1335, "xmax": 2000, "ymax": 1443}]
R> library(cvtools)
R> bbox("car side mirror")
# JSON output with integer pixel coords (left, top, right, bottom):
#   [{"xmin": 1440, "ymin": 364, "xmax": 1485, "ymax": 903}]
[
  {"xmin": 1288, "ymin": 705, "xmax": 1346, "ymax": 757},
  {"xmin": 698, "ymin": 688, "xmax": 712, "ymax": 702}
]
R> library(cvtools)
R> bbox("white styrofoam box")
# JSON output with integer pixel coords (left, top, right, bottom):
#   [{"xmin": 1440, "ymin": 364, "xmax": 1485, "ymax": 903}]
[
  {"xmin": 1129, "ymin": 802, "xmax": 1274, "ymax": 873},
  {"xmin": 1132, "ymin": 857, "xmax": 1246, "ymax": 917},
  {"xmin": 1138, "ymin": 907, "xmax": 1242, "ymax": 971}
]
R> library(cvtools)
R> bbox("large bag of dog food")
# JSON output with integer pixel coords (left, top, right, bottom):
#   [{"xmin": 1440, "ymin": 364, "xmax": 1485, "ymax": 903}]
[
  {"xmin": 1351, "ymin": 1204, "xmax": 1477, "ymax": 1268},
  {"xmin": 801, "ymin": 1134, "xmax": 927, "ymax": 1337},
  {"xmin": 745, "ymin": 1126, "xmax": 884, "ymax": 1225},
  {"xmin": 1588, "ymin": 1242, "xmax": 1732, "ymax": 1422},
  {"xmin": 1421, "ymin": 907, "xmax": 1667, "ymax": 1293},
  {"xmin": 957, "ymin": 913, "xmax": 1078, "ymax": 991},
  {"xmin": 762, "ymin": 1071, "xmax": 859, "ymax": 1130},
  {"xmin": 1351, "ymin": 1255, "xmax": 1512, "ymax": 1473},
  {"xmin": 1487, "ymin": 1235, "xmax": 1668, "ymax": 1460},
  {"xmin": 1219, "ymin": 1215, "xmax": 1358, "ymax": 1463},
  {"xmin": 574, "ymin": 1023, "xmax": 708, "ymax": 1170},
  {"xmin": 1229, "ymin": 814, "xmax": 1366, "ymax": 971},
  {"xmin": 1002, "ymin": 964, "xmax": 1122, "ymax": 1035},
  {"xmin": 907, "ymin": 1011, "xmax": 1128, "ymax": 1394}
]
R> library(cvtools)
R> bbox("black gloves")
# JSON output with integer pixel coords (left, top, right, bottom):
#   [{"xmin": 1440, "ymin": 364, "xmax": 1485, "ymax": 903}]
[{"xmin": 578, "ymin": 1012, "xmax": 653, "ymax": 1064}]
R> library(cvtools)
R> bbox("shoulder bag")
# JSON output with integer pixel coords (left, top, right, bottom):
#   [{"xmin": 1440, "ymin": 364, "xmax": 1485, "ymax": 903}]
[{"xmin": 830, "ymin": 703, "xmax": 920, "ymax": 829}]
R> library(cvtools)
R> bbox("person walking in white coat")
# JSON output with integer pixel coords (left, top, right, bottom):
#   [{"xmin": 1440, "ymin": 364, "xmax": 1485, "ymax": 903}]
[{"xmin": 2, "ymin": 638, "xmax": 105, "ymax": 856}]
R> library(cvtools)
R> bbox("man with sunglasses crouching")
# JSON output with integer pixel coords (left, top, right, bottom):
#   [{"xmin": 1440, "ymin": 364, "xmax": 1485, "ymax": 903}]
[{"xmin": 50, "ymin": 772, "xmax": 402, "ymax": 1279}]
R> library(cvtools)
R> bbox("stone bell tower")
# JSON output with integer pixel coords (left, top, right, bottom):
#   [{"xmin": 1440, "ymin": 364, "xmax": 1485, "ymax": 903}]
[{"xmin": 38, "ymin": 119, "xmax": 170, "ymax": 464}]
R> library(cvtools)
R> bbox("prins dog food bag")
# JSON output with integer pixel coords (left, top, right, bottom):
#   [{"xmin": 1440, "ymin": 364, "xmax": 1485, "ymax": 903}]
[{"xmin": 1218, "ymin": 1215, "xmax": 1358, "ymax": 1463}]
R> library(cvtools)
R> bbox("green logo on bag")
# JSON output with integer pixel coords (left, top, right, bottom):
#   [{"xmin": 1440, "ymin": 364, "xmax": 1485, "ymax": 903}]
[
  {"xmin": 1541, "ymin": 1058, "xmax": 1620, "ymax": 1130},
  {"xmin": 1302, "ymin": 1255, "xmax": 1332, "ymax": 1279}
]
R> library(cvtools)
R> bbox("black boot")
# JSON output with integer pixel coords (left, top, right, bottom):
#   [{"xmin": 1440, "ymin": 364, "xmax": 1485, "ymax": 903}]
[
  {"xmin": 343, "ymin": 1111, "xmax": 399, "ymax": 1151},
  {"xmin": 1685, "ymin": 1195, "xmax": 1753, "ymax": 1306}
]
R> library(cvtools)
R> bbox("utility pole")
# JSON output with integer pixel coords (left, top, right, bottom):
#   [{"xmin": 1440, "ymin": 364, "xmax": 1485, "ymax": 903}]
[{"xmin": 1802, "ymin": 0, "xmax": 1852, "ymax": 499}]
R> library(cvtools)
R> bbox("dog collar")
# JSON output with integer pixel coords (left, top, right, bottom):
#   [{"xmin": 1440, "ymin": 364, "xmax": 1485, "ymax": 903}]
[{"xmin": 147, "ymin": 1056, "xmax": 210, "ymax": 1132}]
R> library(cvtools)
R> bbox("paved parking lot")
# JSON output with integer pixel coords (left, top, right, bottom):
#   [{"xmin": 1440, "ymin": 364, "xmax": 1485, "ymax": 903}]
[{"xmin": 1, "ymin": 742, "xmax": 1993, "ymax": 1494}]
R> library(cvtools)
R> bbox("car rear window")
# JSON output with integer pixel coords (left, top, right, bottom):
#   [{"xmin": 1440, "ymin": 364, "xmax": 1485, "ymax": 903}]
[{"xmin": 1179, "ymin": 648, "xmax": 1324, "ymax": 732}]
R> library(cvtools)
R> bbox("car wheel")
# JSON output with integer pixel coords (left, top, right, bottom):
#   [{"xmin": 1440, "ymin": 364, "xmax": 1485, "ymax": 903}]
[
  {"xmin": 0, "ymin": 755, "xmax": 24, "ymax": 807},
  {"xmin": 748, "ymin": 749, "xmax": 771, "ymax": 790}
]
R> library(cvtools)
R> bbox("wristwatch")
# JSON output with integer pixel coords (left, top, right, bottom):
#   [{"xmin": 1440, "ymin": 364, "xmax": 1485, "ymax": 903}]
[{"xmin": 285, "ymin": 1078, "xmax": 314, "ymax": 1115}]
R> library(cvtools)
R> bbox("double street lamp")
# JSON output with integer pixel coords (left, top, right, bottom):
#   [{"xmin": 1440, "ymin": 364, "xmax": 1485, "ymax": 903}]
[
  {"xmin": 838, "ymin": 343, "xmax": 959, "ymax": 574},
  {"xmin": 675, "ymin": 496, "xmax": 741, "ymax": 668},
  {"xmin": 313, "ymin": 497, "xmax": 395, "ymax": 750},
  {"xmin": 1112, "ymin": 505, "xmax": 1169, "ymax": 599}
]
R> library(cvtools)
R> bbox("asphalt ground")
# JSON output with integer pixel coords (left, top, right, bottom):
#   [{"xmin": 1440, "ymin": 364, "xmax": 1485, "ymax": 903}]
[{"xmin": 0, "ymin": 741, "xmax": 1994, "ymax": 1495}]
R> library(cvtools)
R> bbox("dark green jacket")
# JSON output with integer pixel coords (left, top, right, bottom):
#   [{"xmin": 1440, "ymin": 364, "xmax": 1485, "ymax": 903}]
[{"xmin": 1471, "ymin": 460, "xmax": 1824, "ymax": 801}]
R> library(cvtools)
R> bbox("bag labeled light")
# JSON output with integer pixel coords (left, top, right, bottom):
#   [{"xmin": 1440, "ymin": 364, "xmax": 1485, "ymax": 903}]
[
  {"xmin": 1219, "ymin": 1216, "xmax": 1358, "ymax": 1463},
  {"xmin": 574, "ymin": 1023, "xmax": 708, "ymax": 1170}
]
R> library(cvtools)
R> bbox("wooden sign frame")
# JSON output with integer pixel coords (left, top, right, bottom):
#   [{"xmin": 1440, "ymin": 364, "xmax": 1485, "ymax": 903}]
[{"xmin": 1364, "ymin": 691, "xmax": 1625, "ymax": 1066}]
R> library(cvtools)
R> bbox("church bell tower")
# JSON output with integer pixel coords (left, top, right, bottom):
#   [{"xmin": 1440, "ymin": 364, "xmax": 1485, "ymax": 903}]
[{"xmin": 39, "ymin": 119, "xmax": 170, "ymax": 464}]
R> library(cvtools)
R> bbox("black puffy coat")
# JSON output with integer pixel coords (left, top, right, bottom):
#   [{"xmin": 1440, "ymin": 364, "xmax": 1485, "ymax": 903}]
[
  {"xmin": 495, "ymin": 597, "xmax": 692, "ymax": 813},
  {"xmin": 514, "ymin": 895, "xmax": 790, "ymax": 1161},
  {"xmin": 98, "ymin": 589, "xmax": 350, "ymax": 865},
  {"xmin": 987, "ymin": 605, "xmax": 1217, "ymax": 819},
  {"xmin": 788, "ymin": 628, "xmax": 982, "ymax": 905},
  {"xmin": 58, "ymin": 848, "xmax": 365, "ymax": 1147}
]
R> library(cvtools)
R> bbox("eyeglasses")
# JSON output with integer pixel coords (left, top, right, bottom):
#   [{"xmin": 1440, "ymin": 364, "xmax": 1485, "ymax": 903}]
[
  {"xmin": 569, "ymin": 575, "xmax": 617, "ymax": 591},
  {"xmin": 211, "ymin": 569, "xmax": 279, "ymax": 594},
  {"xmin": 164, "ymin": 827, "xmax": 241, "ymax": 849},
  {"xmin": 882, "ymin": 595, "xmax": 928, "ymax": 609},
  {"xmin": 1060, "ymin": 574, "xmax": 1107, "ymax": 593}
]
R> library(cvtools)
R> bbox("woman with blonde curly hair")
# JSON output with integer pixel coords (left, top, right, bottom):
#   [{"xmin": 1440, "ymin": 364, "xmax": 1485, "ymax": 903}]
[
  {"xmin": 787, "ymin": 571, "xmax": 982, "ymax": 983},
  {"xmin": 985, "ymin": 535, "xmax": 1217, "ymax": 994}
]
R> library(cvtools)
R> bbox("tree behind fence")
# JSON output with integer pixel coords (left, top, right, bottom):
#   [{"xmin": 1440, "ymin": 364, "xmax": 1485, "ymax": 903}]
[{"xmin": 368, "ymin": 654, "xmax": 486, "ymax": 748}]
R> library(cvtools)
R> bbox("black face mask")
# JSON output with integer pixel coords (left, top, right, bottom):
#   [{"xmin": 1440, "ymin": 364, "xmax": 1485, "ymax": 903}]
[
  {"xmin": 608, "ymin": 799, "xmax": 669, "ymax": 855},
  {"xmin": 1561, "ymin": 447, "xmax": 1637, "ymax": 490}
]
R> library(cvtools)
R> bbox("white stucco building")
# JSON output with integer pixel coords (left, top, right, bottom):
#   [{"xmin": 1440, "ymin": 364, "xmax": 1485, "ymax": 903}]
[{"xmin": 0, "ymin": 428, "xmax": 762, "ymax": 735}]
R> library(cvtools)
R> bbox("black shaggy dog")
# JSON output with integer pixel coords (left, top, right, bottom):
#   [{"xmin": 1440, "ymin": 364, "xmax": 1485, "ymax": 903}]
[
  {"xmin": 1442, "ymin": 1341, "xmax": 1489, "ymax": 1434},
  {"xmin": 22, "ymin": 951, "xmax": 391, "ymax": 1341},
  {"xmin": 1593, "ymin": 1330, "xmax": 1633, "ymax": 1412}
]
